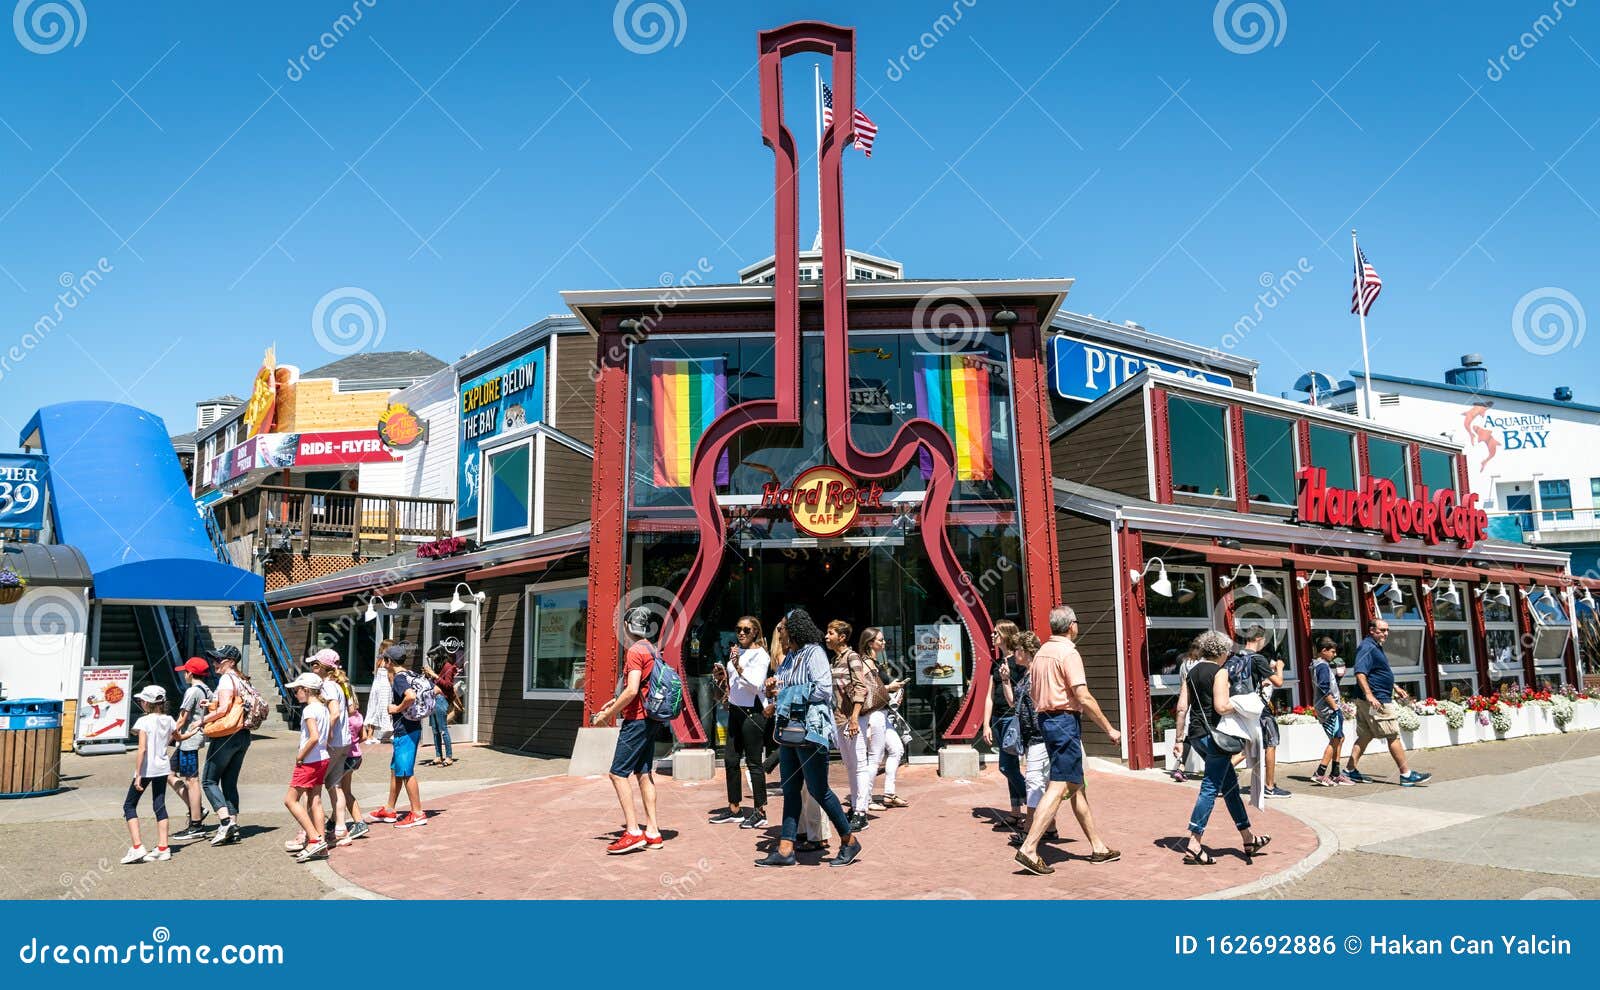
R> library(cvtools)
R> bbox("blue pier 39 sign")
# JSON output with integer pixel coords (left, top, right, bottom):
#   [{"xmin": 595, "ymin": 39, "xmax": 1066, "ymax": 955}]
[
  {"xmin": 1050, "ymin": 335, "xmax": 1233, "ymax": 402},
  {"xmin": 0, "ymin": 453, "xmax": 49, "ymax": 531}
]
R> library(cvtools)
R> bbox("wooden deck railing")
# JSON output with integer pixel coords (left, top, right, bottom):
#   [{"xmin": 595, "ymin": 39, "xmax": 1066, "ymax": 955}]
[{"xmin": 210, "ymin": 485, "xmax": 455, "ymax": 559}]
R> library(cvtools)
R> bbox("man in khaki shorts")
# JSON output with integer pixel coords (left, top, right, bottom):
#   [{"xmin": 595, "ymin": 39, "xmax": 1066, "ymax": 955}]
[{"xmin": 1345, "ymin": 619, "xmax": 1432, "ymax": 787}]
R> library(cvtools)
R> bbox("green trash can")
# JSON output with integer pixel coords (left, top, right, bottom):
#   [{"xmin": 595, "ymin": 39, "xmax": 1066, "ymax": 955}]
[{"xmin": 0, "ymin": 699, "xmax": 64, "ymax": 798}]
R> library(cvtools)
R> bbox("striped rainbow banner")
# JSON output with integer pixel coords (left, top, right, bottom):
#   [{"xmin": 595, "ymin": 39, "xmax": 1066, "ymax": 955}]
[
  {"xmin": 651, "ymin": 357, "xmax": 730, "ymax": 487},
  {"xmin": 913, "ymin": 353, "xmax": 994, "ymax": 481}
]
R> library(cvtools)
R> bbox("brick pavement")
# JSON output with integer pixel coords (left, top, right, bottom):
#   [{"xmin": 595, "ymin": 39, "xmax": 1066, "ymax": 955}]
[{"xmin": 328, "ymin": 762, "xmax": 1316, "ymax": 899}]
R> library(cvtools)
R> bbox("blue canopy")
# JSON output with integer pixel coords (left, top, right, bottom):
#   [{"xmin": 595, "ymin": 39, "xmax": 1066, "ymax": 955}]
[{"xmin": 20, "ymin": 402, "xmax": 264, "ymax": 604}]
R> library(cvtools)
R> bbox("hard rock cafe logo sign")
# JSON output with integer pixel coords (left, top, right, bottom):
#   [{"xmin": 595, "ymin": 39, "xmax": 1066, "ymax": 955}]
[
  {"xmin": 760, "ymin": 466, "xmax": 885, "ymax": 538},
  {"xmin": 1296, "ymin": 467, "xmax": 1489, "ymax": 549}
]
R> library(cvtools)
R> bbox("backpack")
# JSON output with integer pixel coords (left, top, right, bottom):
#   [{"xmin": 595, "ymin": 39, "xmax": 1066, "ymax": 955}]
[
  {"xmin": 641, "ymin": 645, "xmax": 685, "ymax": 723},
  {"xmin": 401, "ymin": 672, "xmax": 437, "ymax": 724},
  {"xmin": 238, "ymin": 676, "xmax": 271, "ymax": 732}
]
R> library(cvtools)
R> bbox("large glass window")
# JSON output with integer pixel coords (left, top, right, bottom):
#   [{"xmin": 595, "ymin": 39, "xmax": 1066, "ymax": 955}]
[
  {"xmin": 1539, "ymin": 480, "xmax": 1574, "ymax": 523},
  {"xmin": 1310, "ymin": 576, "xmax": 1361, "ymax": 702},
  {"xmin": 1168, "ymin": 397, "xmax": 1231, "ymax": 497},
  {"xmin": 1370, "ymin": 576, "xmax": 1424, "ymax": 698},
  {"xmin": 1367, "ymin": 438, "xmax": 1410, "ymax": 496},
  {"xmin": 524, "ymin": 580, "xmax": 587, "ymax": 696},
  {"xmin": 307, "ymin": 612, "xmax": 379, "ymax": 689},
  {"xmin": 1242, "ymin": 411, "xmax": 1296, "ymax": 504},
  {"xmin": 1529, "ymin": 588, "xmax": 1571, "ymax": 688},
  {"xmin": 1419, "ymin": 448, "xmax": 1455, "ymax": 494},
  {"xmin": 481, "ymin": 440, "xmax": 533, "ymax": 539},
  {"xmin": 1144, "ymin": 565, "xmax": 1213, "ymax": 755},
  {"xmin": 1431, "ymin": 580, "xmax": 1476, "ymax": 699},
  {"xmin": 1483, "ymin": 586, "xmax": 1522, "ymax": 689},
  {"xmin": 1308, "ymin": 424, "xmax": 1357, "ymax": 491}
]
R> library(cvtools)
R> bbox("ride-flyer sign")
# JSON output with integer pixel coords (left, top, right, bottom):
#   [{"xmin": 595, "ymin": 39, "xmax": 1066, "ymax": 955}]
[{"xmin": 74, "ymin": 665, "xmax": 134, "ymax": 746}]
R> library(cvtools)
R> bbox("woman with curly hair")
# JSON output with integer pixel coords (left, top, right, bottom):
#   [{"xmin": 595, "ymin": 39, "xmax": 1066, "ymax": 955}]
[
  {"xmin": 755, "ymin": 608, "xmax": 861, "ymax": 868},
  {"xmin": 1173, "ymin": 630, "xmax": 1270, "ymax": 866}
]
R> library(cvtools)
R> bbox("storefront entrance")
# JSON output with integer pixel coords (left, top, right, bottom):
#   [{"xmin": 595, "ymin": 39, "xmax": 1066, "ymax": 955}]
[{"xmin": 423, "ymin": 601, "xmax": 478, "ymax": 744}]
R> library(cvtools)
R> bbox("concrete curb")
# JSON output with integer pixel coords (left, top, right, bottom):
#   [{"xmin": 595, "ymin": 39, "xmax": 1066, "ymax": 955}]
[{"xmin": 310, "ymin": 860, "xmax": 389, "ymax": 900}]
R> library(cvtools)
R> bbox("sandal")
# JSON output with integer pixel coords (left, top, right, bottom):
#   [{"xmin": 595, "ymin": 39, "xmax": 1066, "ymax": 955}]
[
  {"xmin": 1182, "ymin": 841, "xmax": 1216, "ymax": 866},
  {"xmin": 794, "ymin": 839, "xmax": 828, "ymax": 854},
  {"xmin": 1244, "ymin": 834, "xmax": 1272, "ymax": 862}
]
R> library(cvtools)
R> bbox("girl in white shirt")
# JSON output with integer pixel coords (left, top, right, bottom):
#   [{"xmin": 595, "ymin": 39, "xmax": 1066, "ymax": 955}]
[
  {"xmin": 709, "ymin": 616, "xmax": 773, "ymax": 828},
  {"xmin": 123, "ymin": 686, "xmax": 177, "ymax": 864}
]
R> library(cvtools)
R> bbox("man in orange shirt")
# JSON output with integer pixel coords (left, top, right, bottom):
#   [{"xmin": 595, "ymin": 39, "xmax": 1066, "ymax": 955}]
[
  {"xmin": 591, "ymin": 607, "xmax": 666, "ymax": 854},
  {"xmin": 1014, "ymin": 604, "xmax": 1122, "ymax": 876}
]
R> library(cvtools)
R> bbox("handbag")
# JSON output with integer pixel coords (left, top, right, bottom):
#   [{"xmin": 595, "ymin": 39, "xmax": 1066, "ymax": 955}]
[
  {"xmin": 1195, "ymin": 691, "xmax": 1244, "ymax": 754},
  {"xmin": 202, "ymin": 675, "xmax": 245, "ymax": 739},
  {"xmin": 859, "ymin": 656, "xmax": 891, "ymax": 712},
  {"xmin": 773, "ymin": 685, "xmax": 811, "ymax": 748},
  {"xmin": 997, "ymin": 714, "xmax": 1023, "ymax": 756}
]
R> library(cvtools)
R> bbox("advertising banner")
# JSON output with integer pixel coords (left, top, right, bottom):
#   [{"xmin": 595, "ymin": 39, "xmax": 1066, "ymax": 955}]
[
  {"xmin": 208, "ymin": 430, "xmax": 397, "ymax": 486},
  {"xmin": 73, "ymin": 665, "xmax": 134, "ymax": 746},
  {"xmin": 911, "ymin": 622, "xmax": 964, "ymax": 686},
  {"xmin": 0, "ymin": 452, "xmax": 49, "ymax": 531},
  {"xmin": 457, "ymin": 347, "xmax": 546, "ymax": 524}
]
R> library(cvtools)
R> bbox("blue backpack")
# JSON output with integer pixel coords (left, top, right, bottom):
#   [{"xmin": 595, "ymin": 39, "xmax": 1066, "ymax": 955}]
[{"xmin": 641, "ymin": 645, "xmax": 685, "ymax": 723}]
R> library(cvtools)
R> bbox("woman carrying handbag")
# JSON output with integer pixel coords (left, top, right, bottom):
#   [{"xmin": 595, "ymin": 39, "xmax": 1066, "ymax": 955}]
[
  {"xmin": 1172, "ymin": 631, "xmax": 1271, "ymax": 866},
  {"xmin": 755, "ymin": 608, "xmax": 861, "ymax": 869}
]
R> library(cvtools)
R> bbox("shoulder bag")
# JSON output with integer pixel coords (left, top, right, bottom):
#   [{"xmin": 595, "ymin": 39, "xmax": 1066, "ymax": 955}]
[
  {"xmin": 1193, "ymin": 668, "xmax": 1244, "ymax": 754},
  {"xmin": 202, "ymin": 673, "xmax": 244, "ymax": 739}
]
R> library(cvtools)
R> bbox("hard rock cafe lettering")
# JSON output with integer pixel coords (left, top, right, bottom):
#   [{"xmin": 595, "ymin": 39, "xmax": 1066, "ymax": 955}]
[
  {"xmin": 760, "ymin": 466, "xmax": 885, "ymax": 538},
  {"xmin": 1296, "ymin": 467, "xmax": 1488, "ymax": 549}
]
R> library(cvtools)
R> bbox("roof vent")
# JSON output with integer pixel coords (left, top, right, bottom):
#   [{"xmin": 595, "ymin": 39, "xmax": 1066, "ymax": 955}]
[
  {"xmin": 1444, "ymin": 354, "xmax": 1488, "ymax": 390},
  {"xmin": 1554, "ymin": 386, "xmax": 1574, "ymax": 402}
]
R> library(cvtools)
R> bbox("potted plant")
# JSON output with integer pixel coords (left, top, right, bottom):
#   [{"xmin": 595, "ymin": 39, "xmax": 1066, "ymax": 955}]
[{"xmin": 0, "ymin": 564, "xmax": 25, "ymax": 605}]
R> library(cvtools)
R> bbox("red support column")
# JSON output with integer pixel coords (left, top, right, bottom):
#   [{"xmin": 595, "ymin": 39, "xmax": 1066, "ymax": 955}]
[
  {"xmin": 1230, "ymin": 404, "xmax": 1251, "ymax": 513},
  {"xmin": 1011, "ymin": 312, "xmax": 1063, "ymax": 634},
  {"xmin": 1117, "ymin": 526, "xmax": 1153, "ymax": 769},
  {"xmin": 1290, "ymin": 567, "xmax": 1314, "ymax": 706},
  {"xmin": 583, "ymin": 329, "xmax": 630, "ymax": 722},
  {"xmin": 1518, "ymin": 591, "xmax": 1537, "ymax": 688},
  {"xmin": 1150, "ymin": 387, "xmax": 1173, "ymax": 503},
  {"xmin": 1419, "ymin": 582, "xmax": 1442, "ymax": 700},
  {"xmin": 1469, "ymin": 583, "xmax": 1492, "ymax": 696}
]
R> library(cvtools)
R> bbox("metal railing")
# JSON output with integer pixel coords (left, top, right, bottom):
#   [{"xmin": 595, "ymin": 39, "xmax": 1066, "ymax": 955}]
[
  {"xmin": 210, "ymin": 484, "xmax": 454, "ymax": 559},
  {"xmin": 201, "ymin": 505, "xmax": 294, "ymax": 721},
  {"xmin": 1486, "ymin": 506, "xmax": 1600, "ymax": 539}
]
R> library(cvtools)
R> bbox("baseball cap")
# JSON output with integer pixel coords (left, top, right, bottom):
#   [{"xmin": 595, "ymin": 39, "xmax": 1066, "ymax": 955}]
[
  {"xmin": 205, "ymin": 644, "xmax": 242, "ymax": 664},
  {"xmin": 307, "ymin": 648, "xmax": 342, "ymax": 670},
  {"xmin": 177, "ymin": 657, "xmax": 210, "ymax": 676},
  {"xmin": 286, "ymin": 672, "xmax": 323, "ymax": 691},
  {"xmin": 623, "ymin": 606, "xmax": 656, "ymax": 638},
  {"xmin": 381, "ymin": 644, "xmax": 411, "ymax": 662},
  {"xmin": 134, "ymin": 685, "xmax": 167, "ymax": 704}
]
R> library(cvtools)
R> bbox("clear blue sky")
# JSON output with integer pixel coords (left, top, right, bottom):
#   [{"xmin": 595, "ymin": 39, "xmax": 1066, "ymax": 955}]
[{"xmin": 2, "ymin": 1, "xmax": 1596, "ymax": 440}]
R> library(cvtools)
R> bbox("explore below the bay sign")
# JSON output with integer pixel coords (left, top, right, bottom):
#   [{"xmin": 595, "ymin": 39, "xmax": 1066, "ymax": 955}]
[{"xmin": 761, "ymin": 466, "xmax": 886, "ymax": 538}]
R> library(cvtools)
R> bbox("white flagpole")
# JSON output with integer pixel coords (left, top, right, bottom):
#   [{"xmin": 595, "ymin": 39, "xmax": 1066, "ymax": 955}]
[
  {"xmin": 1353, "ymin": 229, "xmax": 1375, "ymax": 421},
  {"xmin": 812, "ymin": 63, "xmax": 824, "ymax": 252}
]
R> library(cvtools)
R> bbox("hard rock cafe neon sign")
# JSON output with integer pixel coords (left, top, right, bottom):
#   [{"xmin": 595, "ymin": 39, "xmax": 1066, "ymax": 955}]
[
  {"xmin": 1296, "ymin": 467, "xmax": 1489, "ymax": 549},
  {"xmin": 761, "ymin": 466, "xmax": 885, "ymax": 538}
]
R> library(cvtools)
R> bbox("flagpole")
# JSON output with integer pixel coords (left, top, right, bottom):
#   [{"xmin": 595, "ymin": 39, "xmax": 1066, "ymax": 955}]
[
  {"xmin": 812, "ymin": 63, "xmax": 823, "ymax": 252},
  {"xmin": 1353, "ymin": 229, "xmax": 1375, "ymax": 421}
]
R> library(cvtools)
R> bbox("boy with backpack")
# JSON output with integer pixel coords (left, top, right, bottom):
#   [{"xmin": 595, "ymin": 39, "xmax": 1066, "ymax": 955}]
[
  {"xmin": 169, "ymin": 657, "xmax": 214, "ymax": 842},
  {"xmin": 366, "ymin": 644, "xmax": 429, "ymax": 829},
  {"xmin": 1227, "ymin": 625, "xmax": 1288, "ymax": 798},
  {"xmin": 589, "ymin": 607, "xmax": 677, "ymax": 854}
]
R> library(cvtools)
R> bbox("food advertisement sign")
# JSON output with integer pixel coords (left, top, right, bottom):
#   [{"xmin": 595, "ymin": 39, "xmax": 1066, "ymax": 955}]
[
  {"xmin": 74, "ymin": 665, "xmax": 134, "ymax": 746},
  {"xmin": 911, "ymin": 623, "xmax": 964, "ymax": 686}
]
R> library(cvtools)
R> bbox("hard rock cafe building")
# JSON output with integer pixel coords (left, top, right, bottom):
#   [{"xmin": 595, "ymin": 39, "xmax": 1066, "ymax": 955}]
[{"xmin": 264, "ymin": 21, "xmax": 1591, "ymax": 771}]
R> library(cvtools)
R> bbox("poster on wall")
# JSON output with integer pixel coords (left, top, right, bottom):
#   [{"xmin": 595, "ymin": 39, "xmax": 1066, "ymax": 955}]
[
  {"xmin": 74, "ymin": 665, "xmax": 134, "ymax": 746},
  {"xmin": 457, "ymin": 348, "xmax": 546, "ymax": 525},
  {"xmin": 911, "ymin": 623, "xmax": 964, "ymax": 686}
]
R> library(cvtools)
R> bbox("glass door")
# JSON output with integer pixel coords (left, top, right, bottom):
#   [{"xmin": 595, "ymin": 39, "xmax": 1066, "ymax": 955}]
[{"xmin": 424, "ymin": 601, "xmax": 478, "ymax": 744}]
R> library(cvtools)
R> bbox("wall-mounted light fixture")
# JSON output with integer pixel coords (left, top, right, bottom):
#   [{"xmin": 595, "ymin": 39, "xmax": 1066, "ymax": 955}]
[
  {"xmin": 1129, "ymin": 557, "xmax": 1172, "ymax": 598},
  {"xmin": 450, "ymin": 582, "xmax": 487, "ymax": 613}
]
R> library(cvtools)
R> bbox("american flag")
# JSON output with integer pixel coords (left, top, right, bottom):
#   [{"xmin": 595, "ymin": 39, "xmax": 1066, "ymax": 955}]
[
  {"xmin": 1351, "ymin": 243, "xmax": 1382, "ymax": 316},
  {"xmin": 822, "ymin": 83, "xmax": 878, "ymax": 157}
]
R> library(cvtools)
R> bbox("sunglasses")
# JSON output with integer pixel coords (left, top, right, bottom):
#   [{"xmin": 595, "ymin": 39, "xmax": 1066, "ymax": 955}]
[{"xmin": 737, "ymin": 626, "xmax": 755, "ymax": 633}]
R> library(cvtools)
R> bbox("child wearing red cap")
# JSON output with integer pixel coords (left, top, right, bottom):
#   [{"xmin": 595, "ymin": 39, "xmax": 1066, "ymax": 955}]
[{"xmin": 169, "ymin": 657, "xmax": 214, "ymax": 842}]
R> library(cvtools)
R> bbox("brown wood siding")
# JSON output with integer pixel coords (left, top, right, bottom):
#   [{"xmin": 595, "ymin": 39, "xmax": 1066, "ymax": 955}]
[
  {"xmin": 552, "ymin": 333, "xmax": 597, "ymax": 446},
  {"xmin": 1056, "ymin": 510, "xmax": 1122, "ymax": 758},
  {"xmin": 1050, "ymin": 390, "xmax": 1149, "ymax": 498},
  {"xmin": 474, "ymin": 563, "xmax": 589, "ymax": 755},
  {"xmin": 542, "ymin": 441, "xmax": 592, "ymax": 531}
]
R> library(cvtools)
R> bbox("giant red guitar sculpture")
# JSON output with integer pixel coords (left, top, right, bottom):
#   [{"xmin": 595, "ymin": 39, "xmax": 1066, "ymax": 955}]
[{"xmin": 658, "ymin": 22, "xmax": 996, "ymax": 746}]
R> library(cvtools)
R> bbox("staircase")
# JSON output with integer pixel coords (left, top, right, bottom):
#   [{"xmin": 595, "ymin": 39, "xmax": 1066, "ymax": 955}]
[
  {"xmin": 198, "ymin": 506, "xmax": 301, "ymax": 729},
  {"xmin": 93, "ymin": 603, "xmax": 182, "ymax": 700}
]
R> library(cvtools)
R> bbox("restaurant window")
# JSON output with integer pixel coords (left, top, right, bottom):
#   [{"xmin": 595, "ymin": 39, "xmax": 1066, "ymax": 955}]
[
  {"xmin": 1419, "ymin": 448, "xmax": 1455, "ymax": 494},
  {"xmin": 481, "ymin": 439, "xmax": 533, "ymax": 541},
  {"xmin": 1366, "ymin": 438, "xmax": 1409, "ymax": 496},
  {"xmin": 307, "ymin": 612, "xmax": 379, "ymax": 689},
  {"xmin": 1308, "ymin": 424, "xmax": 1357, "ymax": 491},
  {"xmin": 1143, "ymin": 565, "xmax": 1213, "ymax": 755},
  {"xmin": 1224, "ymin": 568, "xmax": 1296, "ymax": 710},
  {"xmin": 1309, "ymin": 575, "xmax": 1360, "ymax": 702},
  {"xmin": 1167, "ymin": 397, "xmax": 1232, "ymax": 497},
  {"xmin": 1529, "ymin": 588, "xmax": 1571, "ymax": 689},
  {"xmin": 523, "ymin": 579, "xmax": 587, "ymax": 697},
  {"xmin": 1430, "ymin": 580, "xmax": 1476, "ymax": 700},
  {"xmin": 1482, "ymin": 586, "xmax": 1522, "ymax": 689},
  {"xmin": 1242, "ymin": 411, "xmax": 1296, "ymax": 504},
  {"xmin": 1369, "ymin": 576, "xmax": 1425, "ymax": 700},
  {"xmin": 1538, "ymin": 480, "xmax": 1573, "ymax": 523}
]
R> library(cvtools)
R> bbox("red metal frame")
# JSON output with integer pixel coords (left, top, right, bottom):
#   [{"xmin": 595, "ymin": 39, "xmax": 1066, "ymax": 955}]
[
  {"xmin": 584, "ymin": 330, "xmax": 632, "ymax": 720},
  {"xmin": 1118, "ymin": 526, "xmax": 1152, "ymax": 769},
  {"xmin": 1418, "ymin": 582, "xmax": 1442, "ymax": 699},
  {"xmin": 1518, "ymin": 592, "xmax": 1538, "ymax": 687},
  {"xmin": 1150, "ymin": 387, "xmax": 1172, "ymax": 502},
  {"xmin": 1011, "ymin": 306, "xmax": 1063, "ymax": 637},
  {"xmin": 1290, "ymin": 567, "xmax": 1314, "ymax": 706},
  {"xmin": 1469, "ymin": 582, "xmax": 1492, "ymax": 692},
  {"xmin": 1229, "ymin": 404, "xmax": 1250, "ymax": 513}
]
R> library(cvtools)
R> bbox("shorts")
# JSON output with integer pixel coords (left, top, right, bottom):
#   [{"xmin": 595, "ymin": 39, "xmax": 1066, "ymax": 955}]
[
  {"xmin": 345, "ymin": 753, "xmax": 363, "ymax": 773},
  {"xmin": 290, "ymin": 759, "xmax": 329, "ymax": 790},
  {"xmin": 174, "ymin": 749, "xmax": 200, "ymax": 778},
  {"xmin": 609, "ymin": 719, "xmax": 658, "ymax": 778},
  {"xmin": 1356, "ymin": 699, "xmax": 1400, "ymax": 742},
  {"xmin": 1319, "ymin": 709, "xmax": 1345, "ymax": 740},
  {"xmin": 1022, "ymin": 742, "xmax": 1049, "ymax": 808},
  {"xmin": 1039, "ymin": 710, "xmax": 1085, "ymax": 785},
  {"xmin": 1259, "ymin": 712, "xmax": 1281, "ymax": 749},
  {"xmin": 323, "ymin": 746, "xmax": 351, "ymax": 788},
  {"xmin": 391, "ymin": 729, "xmax": 421, "ymax": 779}
]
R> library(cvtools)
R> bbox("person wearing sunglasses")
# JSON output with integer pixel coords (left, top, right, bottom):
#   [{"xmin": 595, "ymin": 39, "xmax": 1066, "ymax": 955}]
[{"xmin": 710, "ymin": 616, "xmax": 774, "ymax": 829}]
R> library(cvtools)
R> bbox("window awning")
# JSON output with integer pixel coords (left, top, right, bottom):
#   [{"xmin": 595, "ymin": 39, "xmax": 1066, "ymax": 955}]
[
  {"xmin": 1144, "ymin": 538, "xmax": 1278, "ymax": 567},
  {"xmin": 464, "ymin": 550, "xmax": 582, "ymax": 582},
  {"xmin": 0, "ymin": 542, "xmax": 93, "ymax": 588},
  {"xmin": 1280, "ymin": 551, "xmax": 1361, "ymax": 574}
]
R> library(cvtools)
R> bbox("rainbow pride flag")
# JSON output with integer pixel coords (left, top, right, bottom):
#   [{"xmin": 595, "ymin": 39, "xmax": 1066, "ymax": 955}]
[
  {"xmin": 913, "ymin": 353, "xmax": 994, "ymax": 481},
  {"xmin": 651, "ymin": 357, "xmax": 729, "ymax": 487}
]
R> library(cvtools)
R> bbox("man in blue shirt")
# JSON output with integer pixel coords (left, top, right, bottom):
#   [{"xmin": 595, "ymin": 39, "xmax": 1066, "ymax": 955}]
[{"xmin": 1346, "ymin": 619, "xmax": 1432, "ymax": 786}]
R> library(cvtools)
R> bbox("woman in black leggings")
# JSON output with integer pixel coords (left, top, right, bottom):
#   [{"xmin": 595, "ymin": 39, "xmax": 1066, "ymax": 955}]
[
  {"xmin": 711, "ymin": 615, "xmax": 773, "ymax": 829},
  {"xmin": 199, "ymin": 647, "xmax": 252, "ymax": 846}
]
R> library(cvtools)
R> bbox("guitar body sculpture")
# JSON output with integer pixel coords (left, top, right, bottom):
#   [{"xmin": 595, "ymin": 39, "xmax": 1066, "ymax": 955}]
[{"xmin": 658, "ymin": 22, "xmax": 996, "ymax": 746}]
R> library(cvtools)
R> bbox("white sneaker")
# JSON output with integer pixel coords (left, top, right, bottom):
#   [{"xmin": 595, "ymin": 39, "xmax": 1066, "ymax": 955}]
[
  {"xmin": 120, "ymin": 846, "xmax": 147, "ymax": 865},
  {"xmin": 284, "ymin": 830, "xmax": 306, "ymax": 852},
  {"xmin": 142, "ymin": 847, "xmax": 171, "ymax": 862}
]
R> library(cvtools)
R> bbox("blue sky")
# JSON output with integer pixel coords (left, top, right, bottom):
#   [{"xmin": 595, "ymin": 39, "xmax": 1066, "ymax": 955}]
[{"xmin": 1, "ymin": 1, "xmax": 1596, "ymax": 440}]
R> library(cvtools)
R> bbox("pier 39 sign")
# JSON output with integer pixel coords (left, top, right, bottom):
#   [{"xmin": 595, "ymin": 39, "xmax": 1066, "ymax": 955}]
[{"xmin": 1050, "ymin": 335, "xmax": 1231, "ymax": 402}]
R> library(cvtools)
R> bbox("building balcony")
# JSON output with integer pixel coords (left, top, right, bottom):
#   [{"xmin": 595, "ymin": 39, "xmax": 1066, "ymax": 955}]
[
  {"xmin": 1486, "ymin": 507, "xmax": 1600, "ymax": 548},
  {"xmin": 210, "ymin": 485, "xmax": 454, "ymax": 565}
]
